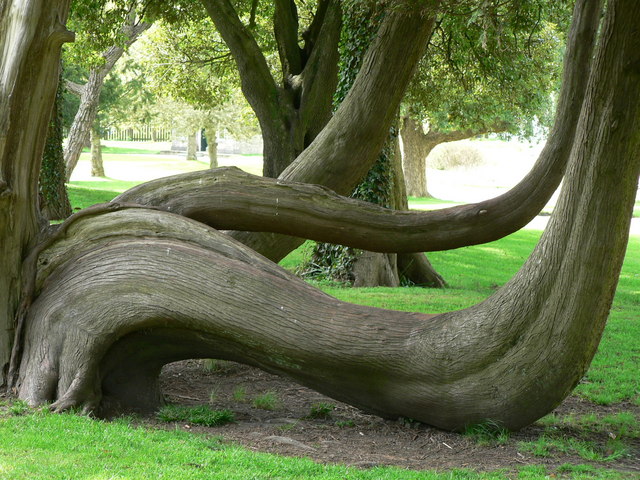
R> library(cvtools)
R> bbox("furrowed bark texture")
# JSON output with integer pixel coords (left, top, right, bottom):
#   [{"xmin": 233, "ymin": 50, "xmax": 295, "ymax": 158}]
[
  {"xmin": 0, "ymin": 0, "xmax": 72, "ymax": 383},
  {"xmin": 17, "ymin": 0, "xmax": 640, "ymax": 431}
]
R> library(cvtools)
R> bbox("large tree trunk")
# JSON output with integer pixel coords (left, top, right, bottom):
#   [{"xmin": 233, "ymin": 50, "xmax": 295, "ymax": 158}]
[
  {"xmin": 90, "ymin": 123, "xmax": 105, "ymax": 177},
  {"xmin": 63, "ymin": 15, "xmax": 149, "ymax": 182},
  {"xmin": 0, "ymin": 0, "xmax": 73, "ymax": 384}
]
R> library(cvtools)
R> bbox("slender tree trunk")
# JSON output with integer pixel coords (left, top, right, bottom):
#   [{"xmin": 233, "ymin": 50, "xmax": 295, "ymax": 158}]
[
  {"xmin": 64, "ymin": 70, "xmax": 104, "ymax": 181},
  {"xmin": 206, "ymin": 128, "xmax": 218, "ymax": 168},
  {"xmin": 186, "ymin": 132, "xmax": 198, "ymax": 161},
  {"xmin": 90, "ymin": 123, "xmax": 105, "ymax": 177},
  {"xmin": 40, "ymin": 67, "xmax": 72, "ymax": 221},
  {"xmin": 63, "ymin": 16, "xmax": 150, "ymax": 181},
  {"xmin": 0, "ymin": 0, "xmax": 73, "ymax": 384}
]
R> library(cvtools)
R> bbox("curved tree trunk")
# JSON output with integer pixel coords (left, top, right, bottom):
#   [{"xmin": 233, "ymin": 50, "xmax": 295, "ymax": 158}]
[
  {"xmin": 90, "ymin": 123, "xmax": 105, "ymax": 177},
  {"xmin": 17, "ymin": 2, "xmax": 639, "ymax": 427},
  {"xmin": 0, "ymin": 0, "xmax": 73, "ymax": 383},
  {"xmin": 18, "ymin": 0, "xmax": 639, "ymax": 430},
  {"xmin": 7, "ymin": 0, "xmax": 635, "ymax": 437},
  {"xmin": 226, "ymin": 0, "xmax": 600, "ymax": 264}
]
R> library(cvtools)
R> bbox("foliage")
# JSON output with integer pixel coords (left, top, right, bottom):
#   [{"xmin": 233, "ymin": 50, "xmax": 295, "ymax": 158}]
[
  {"xmin": 65, "ymin": 1, "xmax": 141, "ymax": 69},
  {"xmin": 156, "ymin": 404, "xmax": 235, "ymax": 427},
  {"xmin": 134, "ymin": 20, "xmax": 259, "ymax": 141},
  {"xmin": 39, "ymin": 68, "xmax": 72, "ymax": 219},
  {"xmin": 405, "ymin": 0, "xmax": 568, "ymax": 138},
  {"xmin": 307, "ymin": 402, "xmax": 336, "ymax": 419},
  {"xmin": 253, "ymin": 391, "xmax": 279, "ymax": 410}
]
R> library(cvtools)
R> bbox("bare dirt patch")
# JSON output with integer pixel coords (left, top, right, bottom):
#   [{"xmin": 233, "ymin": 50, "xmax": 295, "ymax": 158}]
[{"xmin": 151, "ymin": 360, "xmax": 640, "ymax": 475}]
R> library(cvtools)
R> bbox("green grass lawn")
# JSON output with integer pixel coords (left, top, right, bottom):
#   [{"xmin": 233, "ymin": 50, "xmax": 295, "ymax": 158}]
[{"xmin": 26, "ymin": 164, "xmax": 638, "ymax": 479}]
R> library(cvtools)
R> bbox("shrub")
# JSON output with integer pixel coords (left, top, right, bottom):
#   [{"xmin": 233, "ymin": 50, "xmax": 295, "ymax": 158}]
[{"xmin": 428, "ymin": 141, "xmax": 484, "ymax": 170}]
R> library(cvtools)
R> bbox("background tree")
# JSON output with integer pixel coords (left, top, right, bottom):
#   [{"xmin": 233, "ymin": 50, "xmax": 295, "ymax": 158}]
[
  {"xmin": 137, "ymin": 18, "xmax": 259, "ymax": 166},
  {"xmin": 401, "ymin": 1, "xmax": 566, "ymax": 197},
  {"xmin": 64, "ymin": 1, "xmax": 151, "ymax": 181}
]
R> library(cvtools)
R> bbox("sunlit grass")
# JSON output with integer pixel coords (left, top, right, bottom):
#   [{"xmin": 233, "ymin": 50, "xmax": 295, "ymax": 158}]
[{"xmin": 0, "ymin": 408, "xmax": 629, "ymax": 480}]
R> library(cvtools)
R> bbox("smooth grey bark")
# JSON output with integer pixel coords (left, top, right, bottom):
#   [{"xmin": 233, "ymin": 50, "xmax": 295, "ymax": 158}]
[
  {"xmin": 201, "ymin": 0, "xmax": 341, "ymax": 177},
  {"xmin": 63, "ymin": 14, "xmax": 149, "ymax": 181},
  {"xmin": 16, "ymin": 0, "xmax": 639, "ymax": 428},
  {"xmin": 205, "ymin": 127, "xmax": 218, "ymax": 168},
  {"xmin": 0, "ymin": 0, "xmax": 73, "ymax": 383},
  {"xmin": 90, "ymin": 123, "xmax": 105, "ymax": 177},
  {"xmin": 185, "ymin": 132, "xmax": 198, "ymax": 161}
]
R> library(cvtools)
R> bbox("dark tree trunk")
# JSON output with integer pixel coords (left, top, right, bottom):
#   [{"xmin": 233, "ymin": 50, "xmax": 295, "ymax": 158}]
[
  {"xmin": 90, "ymin": 123, "xmax": 105, "ymax": 177},
  {"xmin": 202, "ymin": 0, "xmax": 342, "ymax": 177},
  {"xmin": 40, "ymin": 67, "xmax": 72, "ymax": 221},
  {"xmin": 0, "ymin": 0, "xmax": 73, "ymax": 383}
]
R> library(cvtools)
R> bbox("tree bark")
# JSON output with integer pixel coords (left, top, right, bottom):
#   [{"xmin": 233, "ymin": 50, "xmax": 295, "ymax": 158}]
[
  {"xmin": 206, "ymin": 127, "xmax": 218, "ymax": 168},
  {"xmin": 90, "ymin": 123, "xmax": 105, "ymax": 177},
  {"xmin": 0, "ymin": 0, "xmax": 73, "ymax": 384},
  {"xmin": 229, "ymin": 3, "xmax": 441, "ymax": 258},
  {"xmin": 185, "ymin": 132, "xmax": 198, "ymax": 161},
  {"xmin": 63, "ymin": 15, "xmax": 149, "ymax": 182}
]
